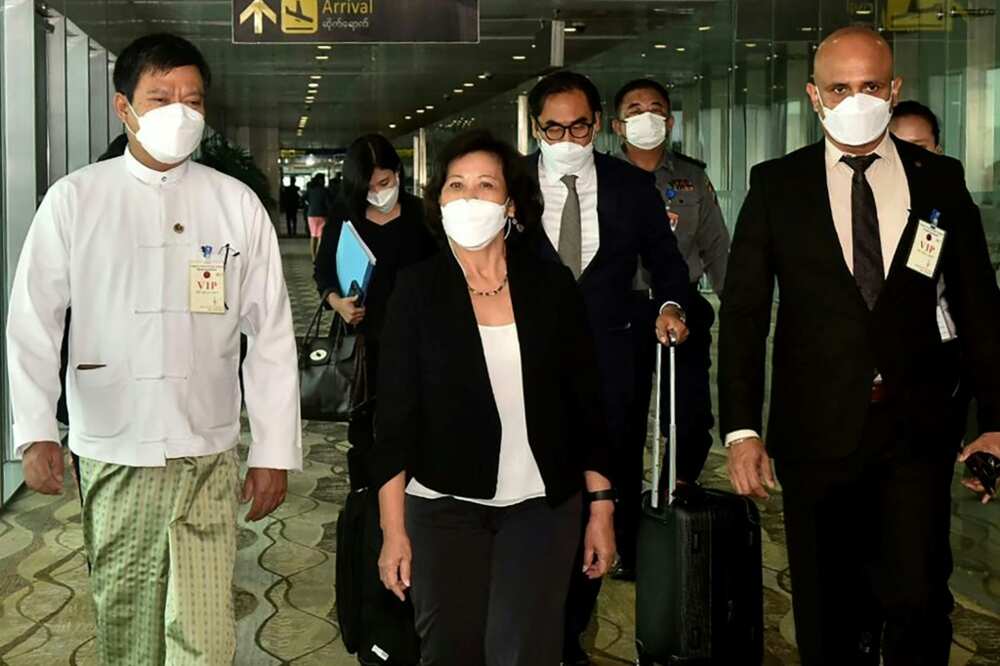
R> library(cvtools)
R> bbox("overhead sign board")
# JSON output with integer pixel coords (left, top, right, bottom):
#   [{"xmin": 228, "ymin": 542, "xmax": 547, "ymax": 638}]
[
  {"xmin": 233, "ymin": 0, "xmax": 479, "ymax": 44},
  {"xmin": 883, "ymin": 0, "xmax": 954, "ymax": 32}
]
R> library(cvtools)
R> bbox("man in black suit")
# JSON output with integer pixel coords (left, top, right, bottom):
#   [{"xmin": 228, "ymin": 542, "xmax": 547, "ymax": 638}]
[
  {"xmin": 524, "ymin": 70, "xmax": 692, "ymax": 665},
  {"xmin": 719, "ymin": 27, "xmax": 1000, "ymax": 665}
]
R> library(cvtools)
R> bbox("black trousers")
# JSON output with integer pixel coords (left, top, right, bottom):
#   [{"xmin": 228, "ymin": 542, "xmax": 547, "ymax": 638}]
[
  {"xmin": 618, "ymin": 286, "xmax": 715, "ymax": 568},
  {"xmin": 776, "ymin": 404, "xmax": 955, "ymax": 666},
  {"xmin": 405, "ymin": 494, "xmax": 582, "ymax": 666},
  {"xmin": 284, "ymin": 209, "xmax": 298, "ymax": 237}
]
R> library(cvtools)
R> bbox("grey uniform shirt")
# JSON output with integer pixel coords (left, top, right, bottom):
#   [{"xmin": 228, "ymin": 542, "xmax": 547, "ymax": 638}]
[{"xmin": 616, "ymin": 146, "xmax": 731, "ymax": 295}]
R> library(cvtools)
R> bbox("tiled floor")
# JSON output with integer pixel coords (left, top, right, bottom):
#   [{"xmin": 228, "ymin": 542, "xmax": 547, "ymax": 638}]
[{"xmin": 0, "ymin": 236, "xmax": 997, "ymax": 665}]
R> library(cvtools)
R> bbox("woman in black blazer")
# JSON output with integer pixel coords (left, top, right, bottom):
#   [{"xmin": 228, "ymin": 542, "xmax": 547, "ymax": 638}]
[{"xmin": 370, "ymin": 130, "xmax": 616, "ymax": 666}]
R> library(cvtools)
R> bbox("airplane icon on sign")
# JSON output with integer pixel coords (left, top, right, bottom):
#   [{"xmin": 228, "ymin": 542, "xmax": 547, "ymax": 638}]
[
  {"xmin": 285, "ymin": 0, "xmax": 309, "ymax": 22},
  {"xmin": 281, "ymin": 0, "xmax": 318, "ymax": 34}
]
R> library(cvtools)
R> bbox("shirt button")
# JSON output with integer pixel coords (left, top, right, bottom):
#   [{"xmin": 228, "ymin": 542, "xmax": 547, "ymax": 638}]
[
  {"xmin": 174, "ymin": 223, "xmax": 185, "ymax": 234},
  {"xmin": 161, "ymin": 176, "xmax": 168, "ymax": 183}
]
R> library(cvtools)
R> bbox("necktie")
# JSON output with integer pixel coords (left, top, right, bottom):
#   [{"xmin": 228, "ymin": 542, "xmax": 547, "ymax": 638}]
[
  {"xmin": 841, "ymin": 154, "xmax": 883, "ymax": 309},
  {"xmin": 558, "ymin": 174, "xmax": 582, "ymax": 279}
]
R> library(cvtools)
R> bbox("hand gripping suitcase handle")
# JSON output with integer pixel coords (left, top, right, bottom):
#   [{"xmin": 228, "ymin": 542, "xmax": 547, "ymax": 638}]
[{"xmin": 651, "ymin": 334, "xmax": 678, "ymax": 510}]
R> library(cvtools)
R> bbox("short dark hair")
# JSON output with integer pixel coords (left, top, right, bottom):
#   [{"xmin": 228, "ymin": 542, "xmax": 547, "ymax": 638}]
[
  {"xmin": 342, "ymin": 134, "xmax": 405, "ymax": 225},
  {"xmin": 528, "ymin": 70, "xmax": 603, "ymax": 120},
  {"xmin": 113, "ymin": 33, "xmax": 211, "ymax": 102},
  {"xmin": 613, "ymin": 78, "xmax": 672, "ymax": 117},
  {"xmin": 892, "ymin": 100, "xmax": 941, "ymax": 146},
  {"xmin": 423, "ymin": 129, "xmax": 543, "ymax": 249}
]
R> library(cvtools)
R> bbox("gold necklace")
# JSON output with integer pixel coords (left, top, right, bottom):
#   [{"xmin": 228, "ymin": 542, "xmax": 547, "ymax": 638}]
[{"xmin": 468, "ymin": 275, "xmax": 508, "ymax": 297}]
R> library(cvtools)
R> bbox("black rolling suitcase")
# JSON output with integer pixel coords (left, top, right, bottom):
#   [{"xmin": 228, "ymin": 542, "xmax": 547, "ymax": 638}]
[{"xmin": 635, "ymin": 339, "xmax": 764, "ymax": 665}]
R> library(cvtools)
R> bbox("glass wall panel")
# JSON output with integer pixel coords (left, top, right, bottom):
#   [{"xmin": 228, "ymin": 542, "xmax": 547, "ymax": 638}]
[
  {"xmin": 88, "ymin": 42, "xmax": 108, "ymax": 161},
  {"xmin": 47, "ymin": 14, "xmax": 68, "ymax": 184},
  {"xmin": 66, "ymin": 22, "xmax": 89, "ymax": 173}
]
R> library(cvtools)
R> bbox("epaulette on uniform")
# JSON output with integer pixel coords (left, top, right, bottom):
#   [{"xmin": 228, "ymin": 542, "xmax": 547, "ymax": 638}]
[{"xmin": 673, "ymin": 152, "xmax": 707, "ymax": 170}]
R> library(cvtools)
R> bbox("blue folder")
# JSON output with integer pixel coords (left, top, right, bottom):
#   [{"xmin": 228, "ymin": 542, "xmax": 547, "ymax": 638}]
[{"xmin": 336, "ymin": 220, "xmax": 377, "ymax": 302}]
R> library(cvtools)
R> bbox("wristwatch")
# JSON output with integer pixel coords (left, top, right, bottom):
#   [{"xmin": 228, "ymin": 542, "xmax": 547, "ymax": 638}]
[{"xmin": 586, "ymin": 489, "xmax": 618, "ymax": 504}]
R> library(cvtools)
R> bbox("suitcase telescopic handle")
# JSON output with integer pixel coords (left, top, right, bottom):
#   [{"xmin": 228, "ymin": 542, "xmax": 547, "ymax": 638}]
[{"xmin": 651, "ymin": 334, "xmax": 678, "ymax": 510}]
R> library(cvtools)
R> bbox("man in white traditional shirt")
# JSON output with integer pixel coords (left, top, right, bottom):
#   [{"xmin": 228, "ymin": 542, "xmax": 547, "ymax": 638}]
[{"xmin": 6, "ymin": 33, "xmax": 301, "ymax": 664}]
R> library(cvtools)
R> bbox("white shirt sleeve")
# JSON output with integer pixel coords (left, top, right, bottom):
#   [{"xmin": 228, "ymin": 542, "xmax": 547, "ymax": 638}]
[
  {"xmin": 238, "ymin": 191, "xmax": 303, "ymax": 470},
  {"xmin": 6, "ymin": 183, "xmax": 72, "ymax": 457},
  {"xmin": 724, "ymin": 429, "xmax": 760, "ymax": 447}
]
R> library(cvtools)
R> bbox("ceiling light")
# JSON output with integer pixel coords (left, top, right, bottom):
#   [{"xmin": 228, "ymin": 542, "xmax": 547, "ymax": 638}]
[
  {"xmin": 654, "ymin": 43, "xmax": 667, "ymax": 49},
  {"xmin": 800, "ymin": 26, "xmax": 815, "ymax": 32},
  {"xmin": 425, "ymin": 105, "xmax": 435, "ymax": 110},
  {"xmin": 404, "ymin": 115, "xmax": 412, "ymax": 120},
  {"xmin": 512, "ymin": 55, "xmax": 526, "ymax": 61},
  {"xmin": 675, "ymin": 47, "xmax": 686, "ymax": 53},
  {"xmin": 745, "ymin": 42, "xmax": 757, "ymax": 48},
  {"xmin": 463, "ymin": 82, "xmax": 474, "ymax": 88},
  {"xmin": 308, "ymin": 83, "xmax": 319, "ymax": 88},
  {"xmin": 317, "ymin": 45, "xmax": 332, "ymax": 50},
  {"xmin": 389, "ymin": 123, "xmax": 397, "ymax": 129},
  {"xmin": 563, "ymin": 26, "xmax": 577, "ymax": 33},
  {"xmin": 315, "ymin": 55, "xmax": 329, "ymax": 61},
  {"xmin": 478, "ymin": 72, "xmax": 490, "ymax": 80},
  {"xmin": 698, "ymin": 25, "xmax": 712, "ymax": 31},
  {"xmin": 416, "ymin": 109, "xmax": 425, "ymax": 114},
  {"xmin": 855, "ymin": 8, "xmax": 873, "ymax": 15},
  {"xmin": 310, "ymin": 75, "xmax": 322, "ymax": 80},
  {"xmin": 453, "ymin": 88, "xmax": 464, "ymax": 93}
]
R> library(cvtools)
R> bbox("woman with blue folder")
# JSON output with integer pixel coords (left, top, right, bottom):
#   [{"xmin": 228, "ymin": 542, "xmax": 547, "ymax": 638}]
[{"xmin": 313, "ymin": 134, "xmax": 436, "ymax": 454}]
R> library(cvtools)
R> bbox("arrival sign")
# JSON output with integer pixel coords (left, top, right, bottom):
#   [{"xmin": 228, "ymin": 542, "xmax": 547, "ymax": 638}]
[{"xmin": 233, "ymin": 0, "xmax": 479, "ymax": 44}]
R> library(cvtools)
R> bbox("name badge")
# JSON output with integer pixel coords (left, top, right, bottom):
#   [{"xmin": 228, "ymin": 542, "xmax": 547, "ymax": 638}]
[
  {"xmin": 906, "ymin": 220, "xmax": 946, "ymax": 278},
  {"xmin": 189, "ymin": 261, "xmax": 226, "ymax": 314}
]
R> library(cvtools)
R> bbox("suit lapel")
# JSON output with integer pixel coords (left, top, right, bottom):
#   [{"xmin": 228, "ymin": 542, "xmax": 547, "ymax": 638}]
[
  {"xmin": 800, "ymin": 141, "xmax": 871, "ymax": 311},
  {"xmin": 581, "ymin": 153, "xmax": 615, "ymax": 283},
  {"xmin": 875, "ymin": 137, "xmax": 933, "ymax": 310}
]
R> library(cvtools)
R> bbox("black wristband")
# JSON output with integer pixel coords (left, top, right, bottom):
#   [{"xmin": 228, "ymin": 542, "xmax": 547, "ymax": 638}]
[{"xmin": 586, "ymin": 489, "xmax": 617, "ymax": 504}]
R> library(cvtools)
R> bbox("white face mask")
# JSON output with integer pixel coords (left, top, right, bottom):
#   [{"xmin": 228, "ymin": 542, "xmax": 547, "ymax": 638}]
[
  {"xmin": 818, "ymin": 92, "xmax": 893, "ymax": 147},
  {"xmin": 367, "ymin": 180, "xmax": 400, "ymax": 214},
  {"xmin": 624, "ymin": 112, "xmax": 668, "ymax": 150},
  {"xmin": 127, "ymin": 102, "xmax": 205, "ymax": 164},
  {"xmin": 440, "ymin": 198, "xmax": 509, "ymax": 251},
  {"xmin": 538, "ymin": 138, "xmax": 595, "ymax": 175}
]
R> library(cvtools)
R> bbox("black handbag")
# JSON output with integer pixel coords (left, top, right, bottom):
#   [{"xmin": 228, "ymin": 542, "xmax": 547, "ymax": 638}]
[{"xmin": 299, "ymin": 300, "xmax": 366, "ymax": 422}]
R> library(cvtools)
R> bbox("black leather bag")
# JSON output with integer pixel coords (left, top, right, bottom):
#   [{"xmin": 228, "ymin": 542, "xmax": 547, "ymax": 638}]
[
  {"xmin": 336, "ymin": 461, "xmax": 421, "ymax": 665},
  {"xmin": 299, "ymin": 301, "xmax": 365, "ymax": 422}
]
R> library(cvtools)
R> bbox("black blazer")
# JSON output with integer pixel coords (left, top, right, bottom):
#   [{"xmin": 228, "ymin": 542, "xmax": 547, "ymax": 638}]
[
  {"xmin": 719, "ymin": 136, "xmax": 1000, "ymax": 463},
  {"xmin": 370, "ymin": 247, "xmax": 612, "ymax": 505},
  {"xmin": 526, "ymin": 151, "xmax": 691, "ymax": 436}
]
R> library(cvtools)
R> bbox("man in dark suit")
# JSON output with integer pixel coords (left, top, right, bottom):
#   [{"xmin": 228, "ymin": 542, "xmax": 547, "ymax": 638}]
[
  {"xmin": 524, "ymin": 70, "xmax": 691, "ymax": 665},
  {"xmin": 720, "ymin": 27, "xmax": 1000, "ymax": 665}
]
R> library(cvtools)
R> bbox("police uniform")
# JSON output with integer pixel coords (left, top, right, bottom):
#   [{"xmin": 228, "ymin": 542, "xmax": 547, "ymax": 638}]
[{"xmin": 615, "ymin": 145, "xmax": 731, "ymax": 571}]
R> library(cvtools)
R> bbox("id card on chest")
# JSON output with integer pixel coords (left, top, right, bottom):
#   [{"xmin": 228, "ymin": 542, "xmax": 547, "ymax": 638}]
[
  {"xmin": 189, "ymin": 260, "xmax": 226, "ymax": 314},
  {"xmin": 906, "ymin": 216, "xmax": 946, "ymax": 278}
]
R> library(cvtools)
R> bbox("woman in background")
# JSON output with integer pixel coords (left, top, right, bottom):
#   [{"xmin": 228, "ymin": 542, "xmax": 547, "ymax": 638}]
[{"xmin": 313, "ymin": 134, "xmax": 436, "ymax": 460}]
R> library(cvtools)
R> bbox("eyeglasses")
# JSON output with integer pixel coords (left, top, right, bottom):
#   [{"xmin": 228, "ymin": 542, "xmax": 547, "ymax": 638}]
[{"xmin": 537, "ymin": 120, "xmax": 596, "ymax": 141}]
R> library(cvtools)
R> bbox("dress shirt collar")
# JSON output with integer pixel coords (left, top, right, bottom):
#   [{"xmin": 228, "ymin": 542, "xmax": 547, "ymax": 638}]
[
  {"xmin": 824, "ymin": 132, "xmax": 895, "ymax": 172},
  {"xmin": 124, "ymin": 144, "xmax": 191, "ymax": 186}
]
